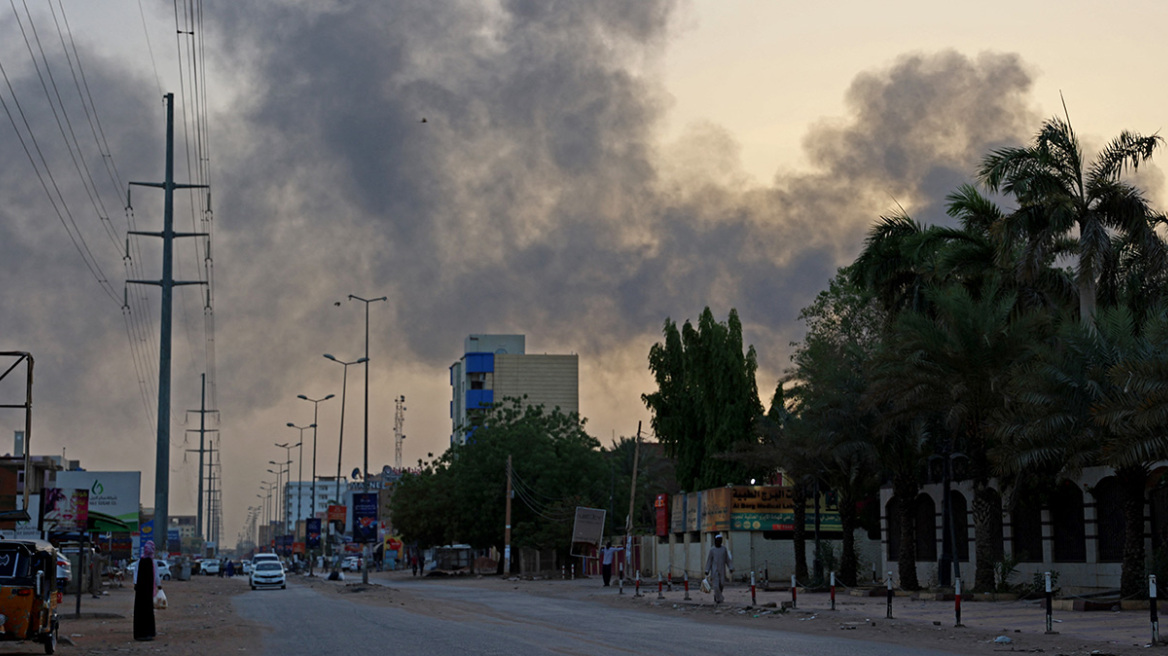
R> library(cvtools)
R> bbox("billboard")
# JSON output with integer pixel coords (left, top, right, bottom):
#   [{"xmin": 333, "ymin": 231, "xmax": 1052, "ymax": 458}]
[
  {"xmin": 701, "ymin": 487, "xmax": 732, "ymax": 533},
  {"xmin": 352, "ymin": 493, "xmax": 378, "ymax": 543},
  {"xmin": 40, "ymin": 488, "xmax": 88, "ymax": 532},
  {"xmin": 56, "ymin": 471, "xmax": 141, "ymax": 533},
  {"xmin": 306, "ymin": 518, "xmax": 321, "ymax": 549},
  {"xmin": 729, "ymin": 485, "xmax": 842, "ymax": 532},
  {"xmin": 570, "ymin": 506, "xmax": 605, "ymax": 546}
]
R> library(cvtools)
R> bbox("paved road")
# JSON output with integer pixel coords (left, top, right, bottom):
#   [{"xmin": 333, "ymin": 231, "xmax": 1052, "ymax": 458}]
[{"xmin": 234, "ymin": 578, "xmax": 955, "ymax": 656}]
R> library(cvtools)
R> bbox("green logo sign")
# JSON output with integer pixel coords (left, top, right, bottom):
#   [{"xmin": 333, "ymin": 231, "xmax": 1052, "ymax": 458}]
[{"xmin": 91, "ymin": 480, "xmax": 104, "ymax": 495}]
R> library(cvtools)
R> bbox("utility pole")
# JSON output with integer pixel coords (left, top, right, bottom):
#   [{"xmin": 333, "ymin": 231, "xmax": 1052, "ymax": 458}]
[
  {"xmin": 128, "ymin": 93, "xmax": 208, "ymax": 553},
  {"xmin": 185, "ymin": 373, "xmax": 219, "ymax": 546},
  {"xmin": 625, "ymin": 422, "xmax": 641, "ymax": 579},
  {"xmin": 505, "ymin": 454, "xmax": 512, "ymax": 575}
]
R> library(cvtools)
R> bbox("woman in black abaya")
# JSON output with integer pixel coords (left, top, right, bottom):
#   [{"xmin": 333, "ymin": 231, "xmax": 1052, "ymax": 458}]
[{"xmin": 133, "ymin": 540, "xmax": 158, "ymax": 641}]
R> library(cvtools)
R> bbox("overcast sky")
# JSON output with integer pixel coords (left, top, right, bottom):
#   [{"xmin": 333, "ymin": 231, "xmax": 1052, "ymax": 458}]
[{"xmin": 2, "ymin": 1, "xmax": 1166, "ymax": 545}]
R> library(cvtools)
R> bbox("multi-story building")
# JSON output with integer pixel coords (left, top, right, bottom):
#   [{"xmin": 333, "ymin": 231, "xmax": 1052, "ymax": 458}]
[
  {"xmin": 281, "ymin": 477, "xmax": 347, "ymax": 533},
  {"xmin": 449, "ymin": 334, "xmax": 579, "ymax": 445}
]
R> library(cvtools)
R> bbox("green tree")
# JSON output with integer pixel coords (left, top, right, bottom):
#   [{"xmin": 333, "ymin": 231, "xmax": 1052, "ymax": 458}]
[
  {"xmin": 390, "ymin": 398, "xmax": 607, "ymax": 566},
  {"xmin": 786, "ymin": 271, "xmax": 884, "ymax": 586},
  {"xmin": 643, "ymin": 308, "xmax": 764, "ymax": 491}
]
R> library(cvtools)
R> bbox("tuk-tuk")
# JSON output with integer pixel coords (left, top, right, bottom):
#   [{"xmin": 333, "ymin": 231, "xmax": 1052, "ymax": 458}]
[{"xmin": 0, "ymin": 540, "xmax": 60, "ymax": 654}]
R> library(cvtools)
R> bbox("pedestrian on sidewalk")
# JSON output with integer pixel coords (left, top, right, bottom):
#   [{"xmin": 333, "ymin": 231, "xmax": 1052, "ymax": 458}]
[
  {"xmin": 133, "ymin": 540, "xmax": 159, "ymax": 641},
  {"xmin": 599, "ymin": 541, "xmax": 623, "ymax": 587},
  {"xmin": 704, "ymin": 534, "xmax": 733, "ymax": 605}
]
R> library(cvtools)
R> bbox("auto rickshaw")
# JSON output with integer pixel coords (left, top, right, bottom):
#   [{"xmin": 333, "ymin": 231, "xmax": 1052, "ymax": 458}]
[{"xmin": 0, "ymin": 540, "xmax": 60, "ymax": 654}]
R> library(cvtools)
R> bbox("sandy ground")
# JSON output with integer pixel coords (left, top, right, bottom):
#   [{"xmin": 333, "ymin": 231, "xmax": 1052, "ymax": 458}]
[
  {"xmin": 40, "ymin": 569, "xmax": 1168, "ymax": 655},
  {"xmin": 49, "ymin": 574, "xmax": 261, "ymax": 656}
]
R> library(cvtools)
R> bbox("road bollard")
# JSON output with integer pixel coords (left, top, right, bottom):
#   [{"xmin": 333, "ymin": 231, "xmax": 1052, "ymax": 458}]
[
  {"xmin": 954, "ymin": 577, "xmax": 964, "ymax": 627},
  {"xmin": 571, "ymin": 563, "xmax": 575, "ymax": 580},
  {"xmin": 684, "ymin": 572, "xmax": 691, "ymax": 601},
  {"xmin": 657, "ymin": 572, "xmax": 664, "ymax": 599},
  {"xmin": 791, "ymin": 574, "xmax": 797, "ymax": 609},
  {"xmin": 750, "ymin": 570, "xmax": 757, "ymax": 606},
  {"xmin": 561, "ymin": 565, "xmax": 566, "ymax": 580},
  {"xmin": 635, "ymin": 570, "xmax": 642, "ymax": 597},
  {"xmin": 886, "ymin": 572, "xmax": 894, "ymax": 619},
  {"xmin": 1152, "ymin": 574, "xmax": 1159, "ymax": 646},
  {"xmin": 830, "ymin": 571, "xmax": 836, "ymax": 611},
  {"xmin": 1044, "ymin": 571, "xmax": 1056, "ymax": 634},
  {"xmin": 667, "ymin": 570, "xmax": 673, "ymax": 592},
  {"xmin": 618, "ymin": 563, "xmax": 624, "ymax": 595}
]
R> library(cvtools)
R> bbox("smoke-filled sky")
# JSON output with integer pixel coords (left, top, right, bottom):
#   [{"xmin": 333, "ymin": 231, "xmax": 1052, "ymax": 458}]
[{"xmin": 2, "ymin": 1, "xmax": 1166, "ymax": 545}]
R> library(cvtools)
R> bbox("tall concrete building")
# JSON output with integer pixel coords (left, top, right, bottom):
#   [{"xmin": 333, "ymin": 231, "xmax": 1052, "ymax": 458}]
[{"xmin": 449, "ymin": 334, "xmax": 578, "ymax": 445}]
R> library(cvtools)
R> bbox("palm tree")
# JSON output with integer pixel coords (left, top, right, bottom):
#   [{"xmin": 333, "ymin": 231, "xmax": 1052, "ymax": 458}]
[
  {"xmin": 978, "ymin": 112, "xmax": 1165, "ymax": 324},
  {"xmin": 868, "ymin": 281, "xmax": 1047, "ymax": 590}
]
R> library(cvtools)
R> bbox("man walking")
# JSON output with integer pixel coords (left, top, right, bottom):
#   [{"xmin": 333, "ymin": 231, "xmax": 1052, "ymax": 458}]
[{"xmin": 704, "ymin": 533, "xmax": 733, "ymax": 604}]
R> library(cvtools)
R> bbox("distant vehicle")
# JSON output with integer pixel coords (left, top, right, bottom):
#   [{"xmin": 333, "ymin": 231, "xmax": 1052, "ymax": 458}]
[
  {"xmin": 241, "ymin": 560, "xmax": 253, "ymax": 574},
  {"xmin": 201, "ymin": 560, "xmax": 220, "ymax": 576},
  {"xmin": 249, "ymin": 561, "xmax": 286, "ymax": 590},
  {"xmin": 127, "ymin": 559, "xmax": 172, "ymax": 581},
  {"xmin": 252, "ymin": 553, "xmax": 280, "ymax": 565},
  {"xmin": 342, "ymin": 556, "xmax": 360, "ymax": 572},
  {"xmin": 55, "ymin": 553, "xmax": 71, "ymax": 584}
]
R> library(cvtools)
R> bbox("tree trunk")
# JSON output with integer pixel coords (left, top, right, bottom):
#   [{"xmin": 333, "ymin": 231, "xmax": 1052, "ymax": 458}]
[
  {"xmin": 1118, "ymin": 466, "xmax": 1148, "ymax": 599},
  {"xmin": 894, "ymin": 475, "xmax": 920, "ymax": 590},
  {"xmin": 971, "ymin": 483, "xmax": 1002, "ymax": 591},
  {"xmin": 793, "ymin": 481, "xmax": 809, "ymax": 583},
  {"xmin": 839, "ymin": 497, "xmax": 859, "ymax": 587}
]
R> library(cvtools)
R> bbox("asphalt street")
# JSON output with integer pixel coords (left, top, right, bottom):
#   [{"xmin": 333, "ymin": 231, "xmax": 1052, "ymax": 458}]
[{"xmin": 233, "ymin": 578, "xmax": 956, "ymax": 656}]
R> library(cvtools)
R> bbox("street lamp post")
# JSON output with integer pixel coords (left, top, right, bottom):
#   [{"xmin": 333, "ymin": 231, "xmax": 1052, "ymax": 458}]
[
  {"xmin": 298, "ymin": 394, "xmax": 334, "ymax": 575},
  {"xmin": 286, "ymin": 424, "xmax": 313, "ymax": 565},
  {"xmin": 348, "ymin": 294, "xmax": 386, "ymax": 585},
  {"xmin": 323, "ymin": 354, "xmax": 367, "ymax": 572},
  {"xmin": 268, "ymin": 459, "xmax": 291, "ymax": 537}
]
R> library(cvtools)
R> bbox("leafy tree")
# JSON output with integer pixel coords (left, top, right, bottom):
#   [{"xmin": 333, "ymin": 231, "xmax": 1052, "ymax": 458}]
[
  {"xmin": 643, "ymin": 308, "xmax": 764, "ymax": 491},
  {"xmin": 390, "ymin": 398, "xmax": 607, "ymax": 566},
  {"xmin": 785, "ymin": 271, "xmax": 884, "ymax": 586}
]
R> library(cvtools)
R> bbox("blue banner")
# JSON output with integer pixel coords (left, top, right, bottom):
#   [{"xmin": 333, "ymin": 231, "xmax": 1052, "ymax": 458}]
[
  {"xmin": 353, "ymin": 493, "xmax": 378, "ymax": 544},
  {"xmin": 307, "ymin": 518, "xmax": 321, "ymax": 549}
]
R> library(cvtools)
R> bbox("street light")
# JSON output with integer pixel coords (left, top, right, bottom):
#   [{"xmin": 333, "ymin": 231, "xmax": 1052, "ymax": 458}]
[
  {"xmin": 268, "ymin": 459, "xmax": 291, "ymax": 535},
  {"xmin": 297, "ymin": 394, "xmax": 334, "ymax": 576},
  {"xmin": 285, "ymin": 425, "xmax": 313, "ymax": 553},
  {"xmin": 348, "ymin": 294, "xmax": 386, "ymax": 585},
  {"xmin": 323, "ymin": 354, "xmax": 367, "ymax": 572}
]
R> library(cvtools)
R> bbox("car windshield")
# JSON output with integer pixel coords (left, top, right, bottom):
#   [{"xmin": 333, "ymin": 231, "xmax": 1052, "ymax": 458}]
[{"xmin": 256, "ymin": 562, "xmax": 281, "ymax": 571}]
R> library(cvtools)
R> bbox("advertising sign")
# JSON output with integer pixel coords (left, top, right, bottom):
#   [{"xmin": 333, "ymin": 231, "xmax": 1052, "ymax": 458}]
[
  {"xmin": 701, "ymin": 487, "xmax": 732, "ymax": 533},
  {"xmin": 56, "ymin": 471, "xmax": 141, "ymax": 534},
  {"xmin": 352, "ymin": 493, "xmax": 379, "ymax": 543},
  {"xmin": 139, "ymin": 520, "xmax": 154, "ymax": 552},
  {"xmin": 167, "ymin": 529, "xmax": 181, "ymax": 554},
  {"xmin": 685, "ymin": 492, "xmax": 700, "ymax": 532},
  {"xmin": 570, "ymin": 506, "xmax": 605, "ymax": 546},
  {"xmin": 306, "ymin": 518, "xmax": 321, "ymax": 549},
  {"xmin": 729, "ymin": 485, "xmax": 842, "ymax": 532},
  {"xmin": 40, "ymin": 488, "xmax": 88, "ymax": 532},
  {"xmin": 669, "ymin": 494, "xmax": 686, "ymax": 534},
  {"xmin": 655, "ymin": 494, "xmax": 669, "ymax": 537}
]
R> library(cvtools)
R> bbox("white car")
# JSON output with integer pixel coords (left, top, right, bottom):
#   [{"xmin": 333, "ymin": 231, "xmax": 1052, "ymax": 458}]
[
  {"xmin": 250, "ymin": 560, "xmax": 286, "ymax": 590},
  {"xmin": 56, "ymin": 552, "xmax": 72, "ymax": 584},
  {"xmin": 201, "ymin": 560, "xmax": 221, "ymax": 575},
  {"xmin": 342, "ymin": 556, "xmax": 360, "ymax": 571},
  {"xmin": 241, "ymin": 560, "xmax": 253, "ymax": 574},
  {"xmin": 128, "ymin": 559, "xmax": 172, "ymax": 581}
]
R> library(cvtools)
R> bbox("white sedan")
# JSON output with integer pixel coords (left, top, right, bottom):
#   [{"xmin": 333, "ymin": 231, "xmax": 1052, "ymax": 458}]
[
  {"xmin": 250, "ymin": 560, "xmax": 286, "ymax": 590},
  {"xmin": 128, "ymin": 559, "xmax": 172, "ymax": 581}
]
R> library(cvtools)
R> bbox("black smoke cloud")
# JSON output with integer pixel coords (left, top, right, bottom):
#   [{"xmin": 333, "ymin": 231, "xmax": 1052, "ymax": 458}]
[{"xmin": 0, "ymin": 0, "xmax": 1039, "ymax": 536}]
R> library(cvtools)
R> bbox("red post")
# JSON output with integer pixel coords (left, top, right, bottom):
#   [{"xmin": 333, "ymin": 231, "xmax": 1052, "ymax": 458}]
[
  {"xmin": 657, "ymin": 572, "xmax": 664, "ymax": 599},
  {"xmin": 791, "ymin": 574, "xmax": 797, "ymax": 609},
  {"xmin": 684, "ymin": 572, "xmax": 691, "ymax": 601},
  {"xmin": 830, "ymin": 571, "xmax": 836, "ymax": 611},
  {"xmin": 955, "ymin": 577, "xmax": 964, "ymax": 627},
  {"xmin": 750, "ymin": 570, "xmax": 757, "ymax": 606},
  {"xmin": 635, "ymin": 570, "xmax": 642, "ymax": 597}
]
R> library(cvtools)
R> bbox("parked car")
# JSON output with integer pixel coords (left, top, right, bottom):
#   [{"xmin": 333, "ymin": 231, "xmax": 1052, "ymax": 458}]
[
  {"xmin": 127, "ymin": 559, "xmax": 172, "ymax": 581},
  {"xmin": 252, "ymin": 553, "xmax": 280, "ymax": 566},
  {"xmin": 241, "ymin": 560, "xmax": 253, "ymax": 574},
  {"xmin": 201, "ymin": 559, "xmax": 221, "ymax": 575},
  {"xmin": 56, "ymin": 552, "xmax": 72, "ymax": 584},
  {"xmin": 342, "ymin": 556, "xmax": 360, "ymax": 571},
  {"xmin": 249, "ymin": 560, "xmax": 286, "ymax": 590}
]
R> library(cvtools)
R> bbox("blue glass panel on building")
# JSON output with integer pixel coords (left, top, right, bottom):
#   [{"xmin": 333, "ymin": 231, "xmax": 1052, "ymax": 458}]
[
  {"xmin": 467, "ymin": 389, "xmax": 494, "ymax": 409},
  {"xmin": 465, "ymin": 352, "xmax": 495, "ymax": 373}
]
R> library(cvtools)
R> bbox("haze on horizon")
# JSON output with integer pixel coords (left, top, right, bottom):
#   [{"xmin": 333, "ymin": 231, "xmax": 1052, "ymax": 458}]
[{"xmin": 1, "ymin": 0, "xmax": 1165, "ymax": 543}]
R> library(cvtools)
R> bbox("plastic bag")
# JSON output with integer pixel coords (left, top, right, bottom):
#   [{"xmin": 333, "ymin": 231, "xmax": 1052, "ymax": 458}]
[
  {"xmin": 154, "ymin": 588, "xmax": 168, "ymax": 610},
  {"xmin": 700, "ymin": 577, "xmax": 711, "ymax": 594}
]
